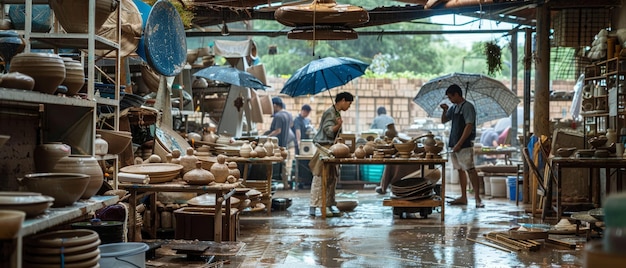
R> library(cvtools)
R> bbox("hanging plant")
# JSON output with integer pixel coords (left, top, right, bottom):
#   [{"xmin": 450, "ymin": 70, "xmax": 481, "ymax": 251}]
[{"xmin": 485, "ymin": 41, "xmax": 502, "ymax": 75}]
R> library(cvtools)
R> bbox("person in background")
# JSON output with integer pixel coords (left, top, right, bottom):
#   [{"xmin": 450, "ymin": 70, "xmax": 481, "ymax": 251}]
[
  {"xmin": 292, "ymin": 104, "xmax": 313, "ymax": 155},
  {"xmin": 308, "ymin": 92, "xmax": 354, "ymax": 217},
  {"xmin": 265, "ymin": 96, "xmax": 295, "ymax": 188},
  {"xmin": 478, "ymin": 128, "xmax": 499, "ymax": 165},
  {"xmin": 440, "ymin": 84, "xmax": 484, "ymax": 208},
  {"xmin": 370, "ymin": 106, "xmax": 395, "ymax": 130}
]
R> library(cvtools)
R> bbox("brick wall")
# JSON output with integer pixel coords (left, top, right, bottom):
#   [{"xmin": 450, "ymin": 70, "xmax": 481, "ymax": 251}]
[{"xmin": 256, "ymin": 77, "xmax": 576, "ymax": 135}]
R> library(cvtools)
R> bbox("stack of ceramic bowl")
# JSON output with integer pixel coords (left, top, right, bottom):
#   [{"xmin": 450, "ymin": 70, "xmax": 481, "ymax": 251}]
[
  {"xmin": 23, "ymin": 229, "xmax": 101, "ymax": 267},
  {"xmin": 120, "ymin": 163, "xmax": 183, "ymax": 184},
  {"xmin": 0, "ymin": 191, "xmax": 54, "ymax": 218},
  {"xmin": 390, "ymin": 177, "xmax": 435, "ymax": 201}
]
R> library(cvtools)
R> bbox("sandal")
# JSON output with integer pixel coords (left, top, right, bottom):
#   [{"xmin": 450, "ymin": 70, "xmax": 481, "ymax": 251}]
[
  {"xmin": 447, "ymin": 198, "xmax": 467, "ymax": 205},
  {"xmin": 476, "ymin": 203, "xmax": 485, "ymax": 208}
]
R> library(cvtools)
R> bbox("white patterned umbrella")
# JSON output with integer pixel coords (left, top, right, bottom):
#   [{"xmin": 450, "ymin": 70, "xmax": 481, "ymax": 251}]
[{"xmin": 413, "ymin": 73, "xmax": 520, "ymax": 125}]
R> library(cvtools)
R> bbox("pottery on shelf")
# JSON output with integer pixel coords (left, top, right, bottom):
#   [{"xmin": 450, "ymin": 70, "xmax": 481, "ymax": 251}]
[
  {"xmin": 211, "ymin": 154, "xmax": 230, "ymax": 183},
  {"xmin": 60, "ymin": 57, "xmax": 84, "ymax": 95},
  {"xmin": 18, "ymin": 173, "xmax": 90, "ymax": 207},
  {"xmin": 0, "ymin": 72, "xmax": 35, "ymax": 90},
  {"xmin": 51, "ymin": 155, "xmax": 104, "ymax": 199},
  {"xmin": 0, "ymin": 30, "xmax": 25, "ymax": 72},
  {"xmin": 254, "ymin": 143, "xmax": 267, "ymax": 158},
  {"xmin": 34, "ymin": 142, "xmax": 71, "ymax": 172},
  {"xmin": 263, "ymin": 139, "xmax": 275, "ymax": 156},
  {"xmin": 354, "ymin": 145, "xmax": 366, "ymax": 159},
  {"xmin": 228, "ymin": 161, "xmax": 240, "ymax": 180},
  {"xmin": 48, "ymin": 0, "xmax": 118, "ymax": 33},
  {"xmin": 94, "ymin": 134, "xmax": 108, "ymax": 156},
  {"xmin": 10, "ymin": 52, "xmax": 66, "ymax": 94}
]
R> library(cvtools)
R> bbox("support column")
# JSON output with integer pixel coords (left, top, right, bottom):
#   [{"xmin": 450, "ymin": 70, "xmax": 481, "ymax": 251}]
[{"xmin": 534, "ymin": 3, "xmax": 551, "ymax": 137}]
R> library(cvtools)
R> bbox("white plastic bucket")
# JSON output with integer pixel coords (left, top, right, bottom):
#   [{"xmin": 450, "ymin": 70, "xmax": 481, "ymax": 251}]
[
  {"xmin": 490, "ymin": 177, "xmax": 507, "ymax": 198},
  {"xmin": 99, "ymin": 242, "xmax": 149, "ymax": 268}
]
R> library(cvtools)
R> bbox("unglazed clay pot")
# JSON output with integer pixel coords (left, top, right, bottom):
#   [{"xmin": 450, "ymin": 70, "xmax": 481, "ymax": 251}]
[
  {"xmin": 10, "ymin": 52, "xmax": 65, "ymax": 94},
  {"xmin": 239, "ymin": 141, "xmax": 252, "ymax": 158},
  {"xmin": 18, "ymin": 173, "xmax": 90, "ymax": 207},
  {"xmin": 354, "ymin": 145, "xmax": 366, "ymax": 159},
  {"xmin": 254, "ymin": 143, "xmax": 267, "ymax": 158},
  {"xmin": 179, "ymin": 147, "xmax": 198, "ymax": 174},
  {"xmin": 183, "ymin": 162, "xmax": 214, "ymax": 185},
  {"xmin": 330, "ymin": 138, "xmax": 351, "ymax": 158},
  {"xmin": 228, "ymin": 161, "xmax": 240, "ymax": 180},
  {"xmin": 0, "ymin": 72, "xmax": 35, "ymax": 90},
  {"xmin": 34, "ymin": 142, "xmax": 71, "ymax": 172},
  {"xmin": 51, "ymin": 155, "xmax": 103, "ymax": 199},
  {"xmin": 210, "ymin": 154, "xmax": 230, "ymax": 183}
]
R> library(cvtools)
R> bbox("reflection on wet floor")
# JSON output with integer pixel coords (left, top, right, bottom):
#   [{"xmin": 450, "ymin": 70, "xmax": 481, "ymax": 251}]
[{"xmin": 149, "ymin": 187, "xmax": 590, "ymax": 267}]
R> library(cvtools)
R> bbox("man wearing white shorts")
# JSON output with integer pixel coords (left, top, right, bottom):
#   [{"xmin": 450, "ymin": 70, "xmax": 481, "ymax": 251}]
[{"xmin": 440, "ymin": 84, "xmax": 484, "ymax": 208}]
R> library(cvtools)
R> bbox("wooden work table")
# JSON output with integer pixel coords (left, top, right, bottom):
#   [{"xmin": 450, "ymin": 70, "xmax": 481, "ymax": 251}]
[
  {"xmin": 550, "ymin": 156, "xmax": 626, "ymax": 218},
  {"xmin": 320, "ymin": 157, "xmax": 447, "ymax": 220},
  {"xmin": 197, "ymin": 155, "xmax": 284, "ymax": 214},
  {"xmin": 119, "ymin": 183, "xmax": 237, "ymax": 242}
]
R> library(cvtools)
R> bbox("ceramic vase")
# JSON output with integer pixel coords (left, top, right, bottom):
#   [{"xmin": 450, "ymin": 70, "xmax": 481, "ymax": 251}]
[
  {"xmin": 94, "ymin": 134, "xmax": 108, "ymax": 156},
  {"xmin": 34, "ymin": 142, "xmax": 71, "ymax": 172},
  {"xmin": 354, "ymin": 145, "xmax": 366, "ymax": 159},
  {"xmin": 330, "ymin": 138, "xmax": 351, "ymax": 158},
  {"xmin": 263, "ymin": 139, "xmax": 274, "ymax": 155},
  {"xmin": 52, "ymin": 155, "xmax": 103, "ymax": 199},
  {"xmin": 239, "ymin": 141, "xmax": 252, "ymax": 158},
  {"xmin": 61, "ymin": 57, "xmax": 84, "ymax": 95},
  {"xmin": 255, "ymin": 143, "xmax": 267, "ymax": 158},
  {"xmin": 211, "ymin": 154, "xmax": 230, "ymax": 183},
  {"xmin": 180, "ymin": 147, "xmax": 198, "ymax": 174},
  {"xmin": 183, "ymin": 161, "xmax": 214, "ymax": 185},
  {"xmin": 10, "ymin": 52, "xmax": 66, "ymax": 94}
]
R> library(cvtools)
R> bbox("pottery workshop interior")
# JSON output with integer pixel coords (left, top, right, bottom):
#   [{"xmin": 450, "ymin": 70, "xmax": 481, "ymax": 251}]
[{"xmin": 2, "ymin": 0, "xmax": 626, "ymax": 267}]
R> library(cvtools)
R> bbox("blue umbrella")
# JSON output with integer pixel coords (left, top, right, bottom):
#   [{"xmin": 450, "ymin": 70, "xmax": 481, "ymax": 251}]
[
  {"xmin": 193, "ymin": 65, "xmax": 268, "ymax": 90},
  {"xmin": 280, "ymin": 57, "xmax": 369, "ymax": 97}
]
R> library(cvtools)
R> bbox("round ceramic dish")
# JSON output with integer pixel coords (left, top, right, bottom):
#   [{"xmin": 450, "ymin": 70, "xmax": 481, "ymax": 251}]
[
  {"xmin": 25, "ymin": 229, "xmax": 99, "ymax": 248},
  {"xmin": 0, "ymin": 193, "xmax": 54, "ymax": 217}
]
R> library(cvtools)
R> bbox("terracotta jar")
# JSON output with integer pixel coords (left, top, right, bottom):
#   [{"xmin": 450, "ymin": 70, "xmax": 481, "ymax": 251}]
[
  {"xmin": 51, "ymin": 155, "xmax": 104, "ymax": 199},
  {"xmin": 34, "ymin": 142, "xmax": 71, "ymax": 172},
  {"xmin": 263, "ymin": 139, "xmax": 275, "ymax": 155},
  {"xmin": 179, "ymin": 147, "xmax": 199, "ymax": 174},
  {"xmin": 183, "ymin": 161, "xmax": 215, "ymax": 185},
  {"xmin": 363, "ymin": 141, "xmax": 376, "ymax": 156},
  {"xmin": 10, "ymin": 52, "xmax": 66, "ymax": 94},
  {"xmin": 330, "ymin": 138, "xmax": 351, "ymax": 158},
  {"xmin": 211, "ymin": 154, "xmax": 230, "ymax": 183},
  {"xmin": 254, "ymin": 142, "xmax": 267, "ymax": 158},
  {"xmin": 239, "ymin": 141, "xmax": 252, "ymax": 158},
  {"xmin": 354, "ymin": 145, "xmax": 366, "ymax": 159}
]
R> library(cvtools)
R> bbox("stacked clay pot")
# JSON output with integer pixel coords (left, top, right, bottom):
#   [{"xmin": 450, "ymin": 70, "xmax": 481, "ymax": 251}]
[
  {"xmin": 10, "ymin": 52, "xmax": 65, "ymax": 94},
  {"xmin": 49, "ymin": 0, "xmax": 118, "ymax": 33},
  {"xmin": 61, "ymin": 57, "xmax": 85, "ymax": 95},
  {"xmin": 51, "ymin": 155, "xmax": 104, "ymax": 199}
]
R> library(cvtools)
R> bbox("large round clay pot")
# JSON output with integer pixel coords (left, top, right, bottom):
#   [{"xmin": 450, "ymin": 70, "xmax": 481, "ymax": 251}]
[
  {"xmin": 51, "ymin": 155, "xmax": 104, "ymax": 199},
  {"xmin": 183, "ymin": 162, "xmax": 214, "ymax": 185},
  {"xmin": 10, "ymin": 52, "xmax": 65, "ymax": 94},
  {"xmin": 330, "ymin": 138, "xmax": 351, "ymax": 158},
  {"xmin": 0, "ymin": 72, "xmax": 35, "ymax": 90},
  {"xmin": 61, "ymin": 57, "xmax": 84, "ymax": 95},
  {"xmin": 34, "ymin": 142, "xmax": 71, "ymax": 172},
  {"xmin": 49, "ymin": 0, "xmax": 118, "ymax": 33}
]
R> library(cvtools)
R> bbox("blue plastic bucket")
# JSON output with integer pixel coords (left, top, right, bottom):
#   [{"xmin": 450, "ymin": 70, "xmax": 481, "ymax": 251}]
[
  {"xmin": 507, "ymin": 176, "xmax": 522, "ymax": 201},
  {"xmin": 99, "ymin": 242, "xmax": 149, "ymax": 268}
]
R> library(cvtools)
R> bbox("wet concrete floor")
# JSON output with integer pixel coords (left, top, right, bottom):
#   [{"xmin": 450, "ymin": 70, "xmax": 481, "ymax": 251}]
[{"xmin": 149, "ymin": 185, "xmax": 593, "ymax": 267}]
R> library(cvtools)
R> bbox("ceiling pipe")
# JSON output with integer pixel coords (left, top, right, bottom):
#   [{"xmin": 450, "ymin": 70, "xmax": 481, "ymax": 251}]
[{"xmin": 185, "ymin": 28, "xmax": 516, "ymax": 37}]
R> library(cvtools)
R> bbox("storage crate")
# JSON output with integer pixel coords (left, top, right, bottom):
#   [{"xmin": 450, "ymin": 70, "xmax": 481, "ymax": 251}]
[
  {"xmin": 360, "ymin": 164, "xmax": 384, "ymax": 183},
  {"xmin": 174, "ymin": 207, "xmax": 239, "ymax": 241}
]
